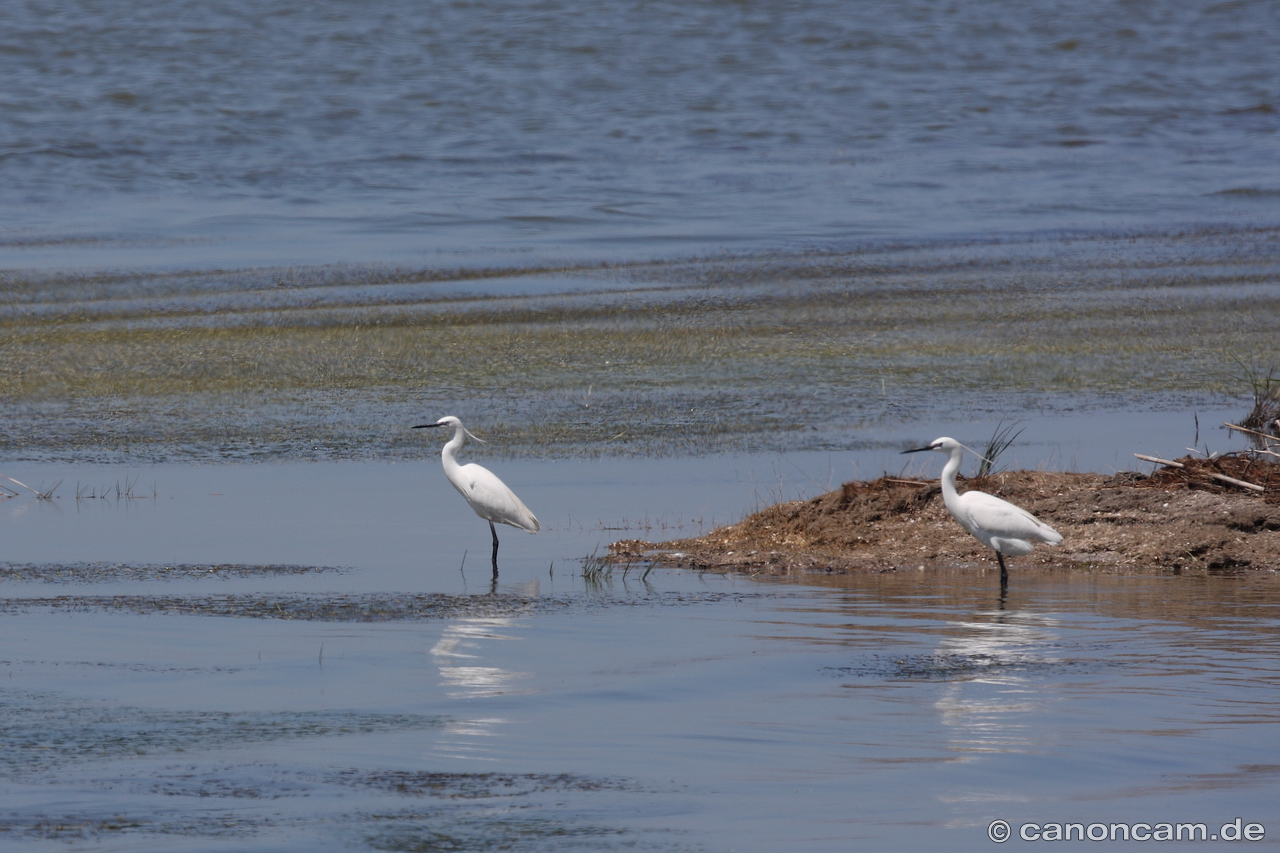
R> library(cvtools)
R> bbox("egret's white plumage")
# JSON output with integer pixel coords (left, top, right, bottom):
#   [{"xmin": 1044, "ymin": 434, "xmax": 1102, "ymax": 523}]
[
  {"xmin": 414, "ymin": 416, "xmax": 538, "ymax": 570},
  {"xmin": 903, "ymin": 436, "xmax": 1062, "ymax": 586}
]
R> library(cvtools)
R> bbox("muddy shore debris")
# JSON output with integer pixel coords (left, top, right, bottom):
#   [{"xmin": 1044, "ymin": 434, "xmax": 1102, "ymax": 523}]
[{"xmin": 611, "ymin": 453, "xmax": 1280, "ymax": 577}]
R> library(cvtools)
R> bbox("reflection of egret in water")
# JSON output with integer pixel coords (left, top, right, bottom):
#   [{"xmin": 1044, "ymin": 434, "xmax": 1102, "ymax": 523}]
[
  {"xmin": 428, "ymin": 616, "xmax": 533, "ymax": 762},
  {"xmin": 431, "ymin": 617, "xmax": 533, "ymax": 699},
  {"xmin": 933, "ymin": 614, "xmax": 1063, "ymax": 754}
]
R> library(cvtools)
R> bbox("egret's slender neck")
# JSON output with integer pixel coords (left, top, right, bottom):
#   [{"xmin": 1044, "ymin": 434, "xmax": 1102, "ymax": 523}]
[
  {"xmin": 441, "ymin": 425, "xmax": 466, "ymax": 473},
  {"xmin": 938, "ymin": 445, "xmax": 964, "ymax": 507}
]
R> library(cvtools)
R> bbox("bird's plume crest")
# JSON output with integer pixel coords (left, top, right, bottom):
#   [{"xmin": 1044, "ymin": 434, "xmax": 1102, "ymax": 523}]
[{"xmin": 958, "ymin": 441, "xmax": 996, "ymax": 468}]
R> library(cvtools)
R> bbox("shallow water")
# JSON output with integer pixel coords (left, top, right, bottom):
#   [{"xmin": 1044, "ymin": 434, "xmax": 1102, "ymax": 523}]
[
  {"xmin": 2, "ymin": 567, "xmax": 1278, "ymax": 851},
  {"xmin": 0, "ymin": 406, "xmax": 1253, "ymax": 577},
  {"xmin": 2, "ymin": 446, "xmax": 1278, "ymax": 851}
]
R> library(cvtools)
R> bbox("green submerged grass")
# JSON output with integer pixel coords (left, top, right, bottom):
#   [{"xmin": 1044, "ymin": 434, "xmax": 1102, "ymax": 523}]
[{"xmin": 2, "ymin": 227, "xmax": 1278, "ymax": 461}]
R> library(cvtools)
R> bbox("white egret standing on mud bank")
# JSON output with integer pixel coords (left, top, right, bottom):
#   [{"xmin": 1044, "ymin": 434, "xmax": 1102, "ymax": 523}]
[
  {"xmin": 902, "ymin": 436, "xmax": 1062, "ymax": 588},
  {"xmin": 414, "ymin": 416, "xmax": 539, "ymax": 574}
]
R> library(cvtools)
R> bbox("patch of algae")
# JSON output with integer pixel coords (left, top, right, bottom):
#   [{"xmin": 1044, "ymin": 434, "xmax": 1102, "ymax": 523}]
[{"xmin": 2, "ymin": 227, "xmax": 1278, "ymax": 462}]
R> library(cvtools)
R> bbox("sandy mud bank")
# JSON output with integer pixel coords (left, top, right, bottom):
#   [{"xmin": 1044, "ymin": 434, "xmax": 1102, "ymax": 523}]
[{"xmin": 614, "ymin": 455, "xmax": 1280, "ymax": 577}]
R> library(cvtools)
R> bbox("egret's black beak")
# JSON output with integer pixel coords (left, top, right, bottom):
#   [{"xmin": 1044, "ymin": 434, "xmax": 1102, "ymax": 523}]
[
  {"xmin": 901, "ymin": 445, "xmax": 933, "ymax": 454},
  {"xmin": 413, "ymin": 423, "xmax": 447, "ymax": 430}
]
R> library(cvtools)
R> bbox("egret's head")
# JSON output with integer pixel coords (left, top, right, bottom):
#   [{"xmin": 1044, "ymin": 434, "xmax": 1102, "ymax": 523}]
[
  {"xmin": 901, "ymin": 436, "xmax": 960, "ymax": 455},
  {"xmin": 413, "ymin": 415, "xmax": 461, "ymax": 431},
  {"xmin": 412, "ymin": 416, "xmax": 485, "ymax": 443}
]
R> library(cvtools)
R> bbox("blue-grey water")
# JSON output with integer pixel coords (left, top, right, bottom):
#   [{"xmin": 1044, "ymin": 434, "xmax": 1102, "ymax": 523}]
[
  {"xmin": 2, "ymin": 451, "xmax": 1279, "ymax": 851},
  {"xmin": 3, "ymin": 3, "xmax": 1280, "ymax": 850},
  {"xmin": 3, "ymin": 0, "xmax": 1278, "ymax": 271}
]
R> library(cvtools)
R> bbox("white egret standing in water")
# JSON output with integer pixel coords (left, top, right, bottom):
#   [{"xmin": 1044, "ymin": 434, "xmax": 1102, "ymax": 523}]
[
  {"xmin": 902, "ymin": 436, "xmax": 1062, "ymax": 588},
  {"xmin": 414, "ymin": 416, "xmax": 539, "ymax": 573}
]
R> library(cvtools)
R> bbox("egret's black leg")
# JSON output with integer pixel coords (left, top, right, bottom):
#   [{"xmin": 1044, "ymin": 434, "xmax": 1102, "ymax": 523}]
[
  {"xmin": 997, "ymin": 552, "xmax": 1008, "ymax": 590},
  {"xmin": 489, "ymin": 521, "xmax": 500, "ymax": 577}
]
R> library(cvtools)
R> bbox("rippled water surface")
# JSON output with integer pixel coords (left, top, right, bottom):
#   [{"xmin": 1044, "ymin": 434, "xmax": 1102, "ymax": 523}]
[
  {"xmin": 3, "ymin": 0, "xmax": 1277, "ymax": 269},
  {"xmin": 2, "ymin": 455, "xmax": 1278, "ymax": 850}
]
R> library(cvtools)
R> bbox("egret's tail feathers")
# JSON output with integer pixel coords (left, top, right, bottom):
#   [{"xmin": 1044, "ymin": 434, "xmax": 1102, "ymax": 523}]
[
  {"xmin": 499, "ymin": 513, "xmax": 540, "ymax": 534},
  {"xmin": 1032, "ymin": 517, "xmax": 1064, "ymax": 545}
]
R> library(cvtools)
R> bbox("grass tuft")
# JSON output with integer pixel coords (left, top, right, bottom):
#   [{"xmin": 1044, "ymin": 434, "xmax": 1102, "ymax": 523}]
[
  {"xmin": 580, "ymin": 549, "xmax": 611, "ymax": 582},
  {"xmin": 1236, "ymin": 360, "xmax": 1280, "ymax": 439},
  {"xmin": 975, "ymin": 419, "xmax": 1024, "ymax": 480}
]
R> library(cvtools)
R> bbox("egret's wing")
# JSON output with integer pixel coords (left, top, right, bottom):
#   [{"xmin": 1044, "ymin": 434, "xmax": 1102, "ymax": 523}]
[
  {"xmin": 960, "ymin": 491, "xmax": 1062, "ymax": 544},
  {"xmin": 459, "ymin": 463, "xmax": 540, "ymax": 533}
]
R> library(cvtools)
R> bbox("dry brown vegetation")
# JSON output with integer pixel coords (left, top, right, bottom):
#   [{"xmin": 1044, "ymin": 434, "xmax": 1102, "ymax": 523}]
[{"xmin": 618, "ymin": 454, "xmax": 1280, "ymax": 576}]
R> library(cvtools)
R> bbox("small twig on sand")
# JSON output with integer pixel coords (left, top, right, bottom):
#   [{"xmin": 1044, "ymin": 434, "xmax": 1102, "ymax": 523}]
[
  {"xmin": 1135, "ymin": 453, "xmax": 1186, "ymax": 469},
  {"xmin": 1225, "ymin": 421, "xmax": 1280, "ymax": 445},
  {"xmin": 1217, "ymin": 475, "xmax": 1267, "ymax": 492},
  {"xmin": 1223, "ymin": 422, "xmax": 1280, "ymax": 459},
  {"xmin": 1134, "ymin": 454, "xmax": 1264, "ymax": 492}
]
